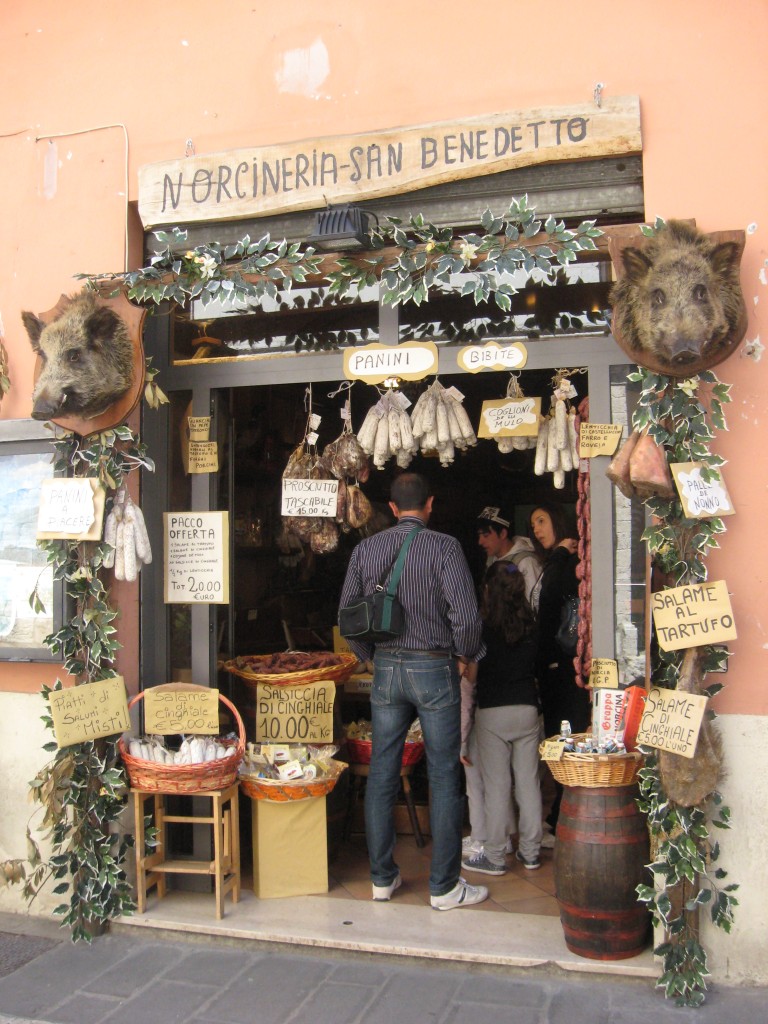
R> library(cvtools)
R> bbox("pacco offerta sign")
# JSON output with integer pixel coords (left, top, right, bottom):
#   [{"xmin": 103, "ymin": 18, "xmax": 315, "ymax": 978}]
[{"xmin": 138, "ymin": 97, "xmax": 641, "ymax": 227}]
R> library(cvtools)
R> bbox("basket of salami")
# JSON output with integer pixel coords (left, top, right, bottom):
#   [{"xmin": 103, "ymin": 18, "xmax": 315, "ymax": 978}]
[
  {"xmin": 238, "ymin": 742, "xmax": 348, "ymax": 803},
  {"xmin": 222, "ymin": 650, "xmax": 358, "ymax": 687},
  {"xmin": 118, "ymin": 683, "xmax": 245, "ymax": 794},
  {"xmin": 539, "ymin": 733, "xmax": 643, "ymax": 788}
]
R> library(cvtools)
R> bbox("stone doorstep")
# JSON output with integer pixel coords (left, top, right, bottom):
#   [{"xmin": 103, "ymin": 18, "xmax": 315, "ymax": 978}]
[{"xmin": 111, "ymin": 887, "xmax": 657, "ymax": 982}]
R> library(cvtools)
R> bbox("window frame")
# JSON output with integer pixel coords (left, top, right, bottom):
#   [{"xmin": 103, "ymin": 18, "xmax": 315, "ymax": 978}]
[{"xmin": 0, "ymin": 420, "xmax": 65, "ymax": 663}]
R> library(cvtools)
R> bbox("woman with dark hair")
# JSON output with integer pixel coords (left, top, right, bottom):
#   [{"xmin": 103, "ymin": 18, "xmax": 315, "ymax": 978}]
[
  {"xmin": 529, "ymin": 503, "xmax": 591, "ymax": 829},
  {"xmin": 460, "ymin": 560, "xmax": 542, "ymax": 875}
]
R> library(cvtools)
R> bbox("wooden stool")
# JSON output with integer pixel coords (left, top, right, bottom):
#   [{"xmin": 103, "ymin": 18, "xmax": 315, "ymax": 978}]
[
  {"xmin": 343, "ymin": 762, "xmax": 425, "ymax": 848},
  {"xmin": 131, "ymin": 782, "xmax": 240, "ymax": 919}
]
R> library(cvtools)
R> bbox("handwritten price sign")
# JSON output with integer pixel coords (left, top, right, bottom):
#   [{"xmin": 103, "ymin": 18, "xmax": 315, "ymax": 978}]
[
  {"xmin": 144, "ymin": 688, "xmax": 220, "ymax": 735},
  {"xmin": 163, "ymin": 511, "xmax": 229, "ymax": 604},
  {"xmin": 255, "ymin": 681, "xmax": 335, "ymax": 743}
]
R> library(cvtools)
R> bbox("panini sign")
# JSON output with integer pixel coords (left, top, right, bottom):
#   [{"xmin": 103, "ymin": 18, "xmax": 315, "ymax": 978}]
[{"xmin": 138, "ymin": 96, "xmax": 641, "ymax": 227}]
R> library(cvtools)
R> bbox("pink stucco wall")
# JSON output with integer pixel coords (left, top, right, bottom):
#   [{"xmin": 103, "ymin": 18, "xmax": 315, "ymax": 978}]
[{"xmin": 1, "ymin": 2, "xmax": 766, "ymax": 711}]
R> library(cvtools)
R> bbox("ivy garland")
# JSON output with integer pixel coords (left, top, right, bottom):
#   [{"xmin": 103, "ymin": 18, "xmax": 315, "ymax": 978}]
[
  {"xmin": 1, "ymin": 427, "xmax": 157, "ymax": 941},
  {"xmin": 630, "ymin": 366, "xmax": 738, "ymax": 1006},
  {"xmin": 80, "ymin": 195, "xmax": 603, "ymax": 315}
]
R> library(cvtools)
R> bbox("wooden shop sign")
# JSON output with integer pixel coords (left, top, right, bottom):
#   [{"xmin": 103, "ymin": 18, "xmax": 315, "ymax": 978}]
[
  {"xmin": 138, "ymin": 96, "xmax": 641, "ymax": 227},
  {"xmin": 651, "ymin": 580, "xmax": 737, "ymax": 652}
]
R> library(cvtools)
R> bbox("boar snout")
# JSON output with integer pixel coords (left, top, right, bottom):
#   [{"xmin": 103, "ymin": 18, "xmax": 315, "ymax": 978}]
[
  {"xmin": 669, "ymin": 340, "xmax": 703, "ymax": 366},
  {"xmin": 31, "ymin": 386, "xmax": 72, "ymax": 421}
]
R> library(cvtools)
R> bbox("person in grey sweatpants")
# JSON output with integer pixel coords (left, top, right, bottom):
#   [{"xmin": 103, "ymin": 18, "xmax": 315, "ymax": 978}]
[{"xmin": 461, "ymin": 560, "xmax": 543, "ymax": 876}]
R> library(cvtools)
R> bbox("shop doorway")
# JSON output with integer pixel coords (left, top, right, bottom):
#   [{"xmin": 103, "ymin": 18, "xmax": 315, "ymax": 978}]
[{"xmin": 146, "ymin": 358, "xmax": 645, "ymax": 916}]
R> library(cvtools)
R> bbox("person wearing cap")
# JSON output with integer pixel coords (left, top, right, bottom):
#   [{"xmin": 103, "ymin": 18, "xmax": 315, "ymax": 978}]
[
  {"xmin": 466, "ymin": 508, "xmax": 548, "ymax": 855},
  {"xmin": 476, "ymin": 506, "xmax": 543, "ymax": 607}
]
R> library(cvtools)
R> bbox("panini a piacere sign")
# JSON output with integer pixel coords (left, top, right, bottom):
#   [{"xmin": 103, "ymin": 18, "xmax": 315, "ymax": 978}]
[{"xmin": 138, "ymin": 96, "xmax": 640, "ymax": 227}]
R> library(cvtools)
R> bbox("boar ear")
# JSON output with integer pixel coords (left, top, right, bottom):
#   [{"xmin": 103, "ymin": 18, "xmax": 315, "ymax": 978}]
[
  {"xmin": 710, "ymin": 241, "xmax": 741, "ymax": 282},
  {"xmin": 21, "ymin": 311, "xmax": 45, "ymax": 351},
  {"xmin": 85, "ymin": 306, "xmax": 122, "ymax": 348},
  {"xmin": 621, "ymin": 246, "xmax": 652, "ymax": 284}
]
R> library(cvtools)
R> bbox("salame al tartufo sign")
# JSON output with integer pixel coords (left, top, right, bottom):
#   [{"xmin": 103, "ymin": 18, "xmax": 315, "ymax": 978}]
[{"xmin": 138, "ymin": 96, "xmax": 641, "ymax": 227}]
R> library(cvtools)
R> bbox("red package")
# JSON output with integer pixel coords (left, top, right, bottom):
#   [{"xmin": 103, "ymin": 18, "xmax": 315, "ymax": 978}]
[{"xmin": 618, "ymin": 685, "xmax": 647, "ymax": 752}]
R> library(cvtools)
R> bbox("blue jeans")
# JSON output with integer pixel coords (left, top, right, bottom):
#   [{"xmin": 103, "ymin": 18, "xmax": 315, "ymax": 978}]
[{"xmin": 365, "ymin": 649, "xmax": 462, "ymax": 897}]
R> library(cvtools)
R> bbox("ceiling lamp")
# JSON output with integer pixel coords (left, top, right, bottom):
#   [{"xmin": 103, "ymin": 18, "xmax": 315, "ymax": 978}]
[{"xmin": 306, "ymin": 204, "xmax": 377, "ymax": 251}]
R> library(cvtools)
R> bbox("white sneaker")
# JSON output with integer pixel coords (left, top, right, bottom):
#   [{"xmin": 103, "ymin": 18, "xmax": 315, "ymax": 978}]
[
  {"xmin": 504, "ymin": 837, "xmax": 514, "ymax": 854},
  {"xmin": 462, "ymin": 836, "xmax": 484, "ymax": 856},
  {"xmin": 430, "ymin": 877, "xmax": 489, "ymax": 911},
  {"xmin": 540, "ymin": 831, "xmax": 556, "ymax": 849},
  {"xmin": 372, "ymin": 874, "xmax": 402, "ymax": 901}
]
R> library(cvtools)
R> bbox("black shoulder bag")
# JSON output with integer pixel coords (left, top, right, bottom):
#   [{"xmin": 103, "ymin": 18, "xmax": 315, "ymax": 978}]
[{"xmin": 339, "ymin": 525, "xmax": 423, "ymax": 643}]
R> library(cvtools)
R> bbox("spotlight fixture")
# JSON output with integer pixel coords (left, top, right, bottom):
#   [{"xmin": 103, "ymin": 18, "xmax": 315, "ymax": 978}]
[{"xmin": 306, "ymin": 204, "xmax": 377, "ymax": 251}]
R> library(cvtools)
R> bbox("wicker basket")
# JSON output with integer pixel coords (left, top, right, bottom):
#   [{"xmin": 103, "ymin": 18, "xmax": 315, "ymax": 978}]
[
  {"xmin": 539, "ymin": 733, "xmax": 643, "ymax": 788},
  {"xmin": 239, "ymin": 759, "xmax": 348, "ymax": 803},
  {"xmin": 118, "ymin": 683, "xmax": 245, "ymax": 794},
  {"xmin": 345, "ymin": 737, "xmax": 425, "ymax": 766},
  {"xmin": 222, "ymin": 652, "xmax": 358, "ymax": 687}
]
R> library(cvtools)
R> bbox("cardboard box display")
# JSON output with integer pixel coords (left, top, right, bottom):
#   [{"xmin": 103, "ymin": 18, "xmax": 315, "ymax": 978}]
[
  {"xmin": 592, "ymin": 687, "xmax": 626, "ymax": 743},
  {"xmin": 251, "ymin": 796, "xmax": 328, "ymax": 898}
]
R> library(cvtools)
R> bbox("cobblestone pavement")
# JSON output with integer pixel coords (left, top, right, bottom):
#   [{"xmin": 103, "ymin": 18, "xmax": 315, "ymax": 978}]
[{"xmin": 0, "ymin": 920, "xmax": 764, "ymax": 1024}]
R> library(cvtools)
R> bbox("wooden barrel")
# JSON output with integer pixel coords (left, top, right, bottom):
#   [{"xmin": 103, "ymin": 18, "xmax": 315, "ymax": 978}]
[{"xmin": 554, "ymin": 784, "xmax": 651, "ymax": 960}]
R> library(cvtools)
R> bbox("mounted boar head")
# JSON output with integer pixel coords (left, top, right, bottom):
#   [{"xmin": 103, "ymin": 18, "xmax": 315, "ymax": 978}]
[
  {"xmin": 609, "ymin": 220, "xmax": 747, "ymax": 376},
  {"xmin": 22, "ymin": 291, "xmax": 134, "ymax": 420}
]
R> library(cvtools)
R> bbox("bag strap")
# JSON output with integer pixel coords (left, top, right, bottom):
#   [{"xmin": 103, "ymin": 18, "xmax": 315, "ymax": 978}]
[{"xmin": 377, "ymin": 524, "xmax": 424, "ymax": 596}]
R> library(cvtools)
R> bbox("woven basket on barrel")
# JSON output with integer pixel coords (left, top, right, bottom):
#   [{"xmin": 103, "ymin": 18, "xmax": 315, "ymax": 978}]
[
  {"xmin": 239, "ymin": 758, "xmax": 348, "ymax": 803},
  {"xmin": 118, "ymin": 683, "xmax": 245, "ymax": 794},
  {"xmin": 222, "ymin": 652, "xmax": 358, "ymax": 687},
  {"xmin": 345, "ymin": 737, "xmax": 425, "ymax": 767},
  {"xmin": 539, "ymin": 733, "xmax": 643, "ymax": 788}
]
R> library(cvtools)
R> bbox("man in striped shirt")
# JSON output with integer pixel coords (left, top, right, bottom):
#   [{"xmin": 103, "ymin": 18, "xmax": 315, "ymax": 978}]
[{"xmin": 339, "ymin": 473, "xmax": 488, "ymax": 911}]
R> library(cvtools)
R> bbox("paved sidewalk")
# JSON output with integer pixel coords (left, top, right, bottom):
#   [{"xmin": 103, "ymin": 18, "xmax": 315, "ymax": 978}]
[{"xmin": 0, "ymin": 917, "xmax": 764, "ymax": 1024}]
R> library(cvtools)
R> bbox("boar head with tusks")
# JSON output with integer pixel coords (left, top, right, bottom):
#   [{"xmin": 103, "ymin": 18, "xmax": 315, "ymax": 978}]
[
  {"xmin": 610, "ymin": 220, "xmax": 745, "ymax": 371},
  {"xmin": 22, "ymin": 292, "xmax": 134, "ymax": 421}
]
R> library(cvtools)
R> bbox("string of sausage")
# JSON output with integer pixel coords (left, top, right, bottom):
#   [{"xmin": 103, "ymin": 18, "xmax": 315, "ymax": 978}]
[{"xmin": 573, "ymin": 396, "xmax": 592, "ymax": 688}]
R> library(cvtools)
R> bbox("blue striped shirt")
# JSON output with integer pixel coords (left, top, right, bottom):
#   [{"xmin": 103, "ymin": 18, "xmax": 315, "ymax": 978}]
[{"xmin": 338, "ymin": 515, "xmax": 485, "ymax": 663}]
